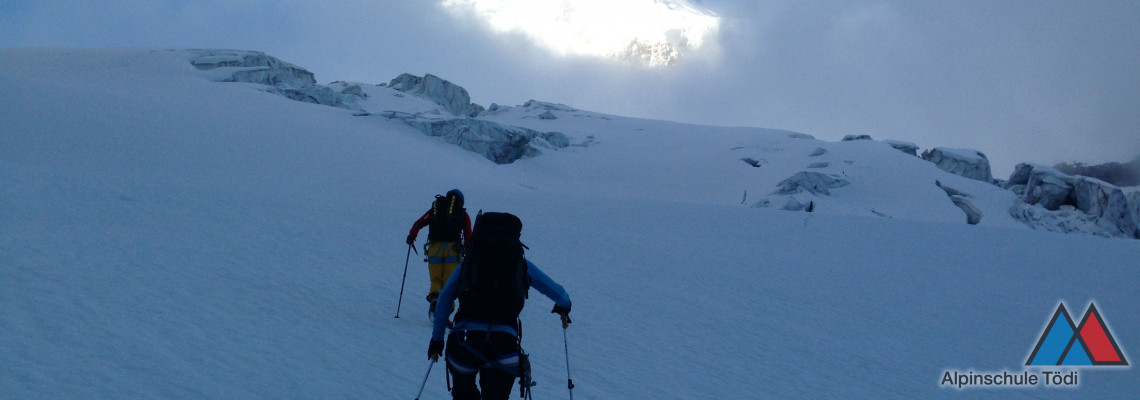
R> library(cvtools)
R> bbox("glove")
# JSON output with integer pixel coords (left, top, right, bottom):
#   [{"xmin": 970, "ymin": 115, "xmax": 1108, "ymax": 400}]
[
  {"xmin": 552, "ymin": 304, "xmax": 572, "ymax": 328},
  {"xmin": 428, "ymin": 339, "xmax": 444, "ymax": 361},
  {"xmin": 406, "ymin": 235, "xmax": 415, "ymax": 245}
]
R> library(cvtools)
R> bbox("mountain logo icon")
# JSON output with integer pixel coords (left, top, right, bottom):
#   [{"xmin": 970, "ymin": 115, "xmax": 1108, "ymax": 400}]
[{"xmin": 1026, "ymin": 302, "xmax": 1128, "ymax": 366}]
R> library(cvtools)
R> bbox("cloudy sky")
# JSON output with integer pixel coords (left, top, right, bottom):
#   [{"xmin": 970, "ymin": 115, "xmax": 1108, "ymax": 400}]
[{"xmin": 4, "ymin": 0, "xmax": 1138, "ymax": 176}]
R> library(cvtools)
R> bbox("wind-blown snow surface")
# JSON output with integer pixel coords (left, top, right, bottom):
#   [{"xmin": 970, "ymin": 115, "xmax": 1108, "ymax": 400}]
[{"xmin": 2, "ymin": 48, "xmax": 1137, "ymax": 398}]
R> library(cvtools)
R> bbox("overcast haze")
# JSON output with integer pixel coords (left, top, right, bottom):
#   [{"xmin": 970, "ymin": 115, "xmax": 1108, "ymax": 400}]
[{"xmin": 4, "ymin": 0, "xmax": 1138, "ymax": 177}]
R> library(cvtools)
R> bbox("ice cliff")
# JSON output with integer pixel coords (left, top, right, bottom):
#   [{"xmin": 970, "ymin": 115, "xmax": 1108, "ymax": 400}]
[
  {"xmin": 191, "ymin": 50, "xmax": 364, "ymax": 111},
  {"xmin": 387, "ymin": 73, "xmax": 484, "ymax": 118},
  {"xmin": 755, "ymin": 134, "xmax": 1138, "ymax": 239},
  {"xmin": 1006, "ymin": 163, "xmax": 1138, "ymax": 238},
  {"xmin": 377, "ymin": 111, "xmax": 569, "ymax": 164},
  {"xmin": 376, "ymin": 74, "xmax": 571, "ymax": 164},
  {"xmin": 187, "ymin": 50, "xmax": 569, "ymax": 164},
  {"xmin": 921, "ymin": 147, "xmax": 994, "ymax": 183}
]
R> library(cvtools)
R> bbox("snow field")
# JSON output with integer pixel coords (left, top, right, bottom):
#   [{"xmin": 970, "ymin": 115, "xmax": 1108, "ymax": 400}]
[{"xmin": 2, "ymin": 48, "xmax": 1136, "ymax": 399}]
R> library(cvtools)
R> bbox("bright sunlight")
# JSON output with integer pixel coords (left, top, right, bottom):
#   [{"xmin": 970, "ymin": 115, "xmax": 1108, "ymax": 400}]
[{"xmin": 441, "ymin": 0, "xmax": 720, "ymax": 67}]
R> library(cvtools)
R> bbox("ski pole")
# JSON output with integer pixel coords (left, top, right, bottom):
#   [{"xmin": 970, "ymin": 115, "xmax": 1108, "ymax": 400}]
[
  {"xmin": 414, "ymin": 359, "xmax": 436, "ymax": 400},
  {"xmin": 395, "ymin": 244, "xmax": 416, "ymax": 318},
  {"xmin": 563, "ymin": 327, "xmax": 575, "ymax": 400}
]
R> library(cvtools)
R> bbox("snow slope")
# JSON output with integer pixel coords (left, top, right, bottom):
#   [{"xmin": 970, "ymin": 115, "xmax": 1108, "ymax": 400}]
[{"xmin": 1, "ymin": 48, "xmax": 1137, "ymax": 399}]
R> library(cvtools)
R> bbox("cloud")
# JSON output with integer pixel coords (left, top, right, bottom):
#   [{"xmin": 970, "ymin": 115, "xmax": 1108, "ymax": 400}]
[
  {"xmin": 665, "ymin": 1, "xmax": 1140, "ymax": 176},
  {"xmin": 439, "ymin": 0, "xmax": 720, "ymax": 66}
]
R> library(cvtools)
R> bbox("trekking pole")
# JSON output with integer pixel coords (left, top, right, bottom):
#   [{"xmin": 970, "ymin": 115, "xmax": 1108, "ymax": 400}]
[
  {"xmin": 414, "ymin": 359, "xmax": 436, "ymax": 400},
  {"xmin": 562, "ymin": 327, "xmax": 575, "ymax": 400},
  {"xmin": 395, "ymin": 244, "xmax": 417, "ymax": 318}
]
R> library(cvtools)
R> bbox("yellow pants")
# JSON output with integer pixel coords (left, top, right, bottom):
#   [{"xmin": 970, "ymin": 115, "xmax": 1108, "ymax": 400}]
[{"xmin": 426, "ymin": 241, "xmax": 461, "ymax": 297}]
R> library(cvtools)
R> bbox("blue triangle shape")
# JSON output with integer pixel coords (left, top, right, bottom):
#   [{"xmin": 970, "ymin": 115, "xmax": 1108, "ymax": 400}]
[{"xmin": 1027, "ymin": 305, "xmax": 1078, "ymax": 366}]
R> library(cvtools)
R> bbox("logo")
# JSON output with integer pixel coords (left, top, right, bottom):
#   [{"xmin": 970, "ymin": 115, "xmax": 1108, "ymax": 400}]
[
  {"xmin": 1026, "ymin": 302, "xmax": 1128, "ymax": 366},
  {"xmin": 941, "ymin": 301, "xmax": 1129, "ymax": 390}
]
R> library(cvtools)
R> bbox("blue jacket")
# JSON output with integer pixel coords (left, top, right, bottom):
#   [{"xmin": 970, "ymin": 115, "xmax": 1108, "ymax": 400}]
[{"xmin": 432, "ymin": 259, "xmax": 571, "ymax": 341}]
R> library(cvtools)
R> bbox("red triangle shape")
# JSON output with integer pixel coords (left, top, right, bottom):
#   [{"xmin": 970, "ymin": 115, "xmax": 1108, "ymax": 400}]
[{"xmin": 1078, "ymin": 304, "xmax": 1128, "ymax": 365}]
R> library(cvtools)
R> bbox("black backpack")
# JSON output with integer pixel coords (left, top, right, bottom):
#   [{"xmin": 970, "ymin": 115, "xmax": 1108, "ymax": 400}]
[
  {"xmin": 454, "ymin": 212, "xmax": 530, "ymax": 326},
  {"xmin": 426, "ymin": 192, "xmax": 465, "ymax": 242}
]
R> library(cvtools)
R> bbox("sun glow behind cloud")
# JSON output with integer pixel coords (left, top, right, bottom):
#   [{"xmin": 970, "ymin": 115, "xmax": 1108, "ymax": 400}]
[{"xmin": 440, "ymin": 0, "xmax": 719, "ymax": 67}]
